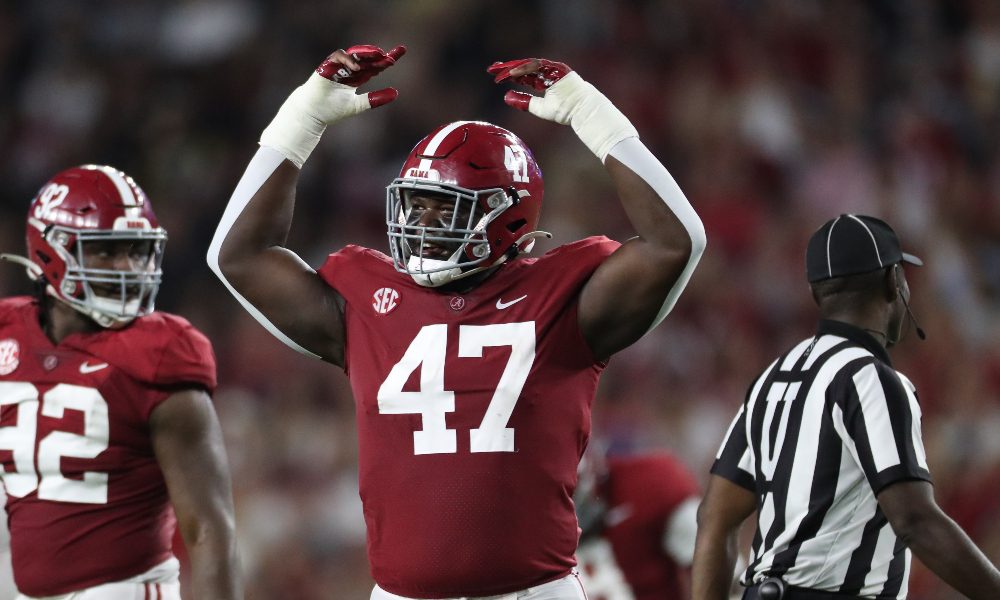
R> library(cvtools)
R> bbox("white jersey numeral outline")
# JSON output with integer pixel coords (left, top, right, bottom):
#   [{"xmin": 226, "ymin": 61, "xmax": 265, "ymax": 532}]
[
  {"xmin": 377, "ymin": 322, "xmax": 536, "ymax": 455},
  {"xmin": 0, "ymin": 382, "xmax": 110, "ymax": 503}
]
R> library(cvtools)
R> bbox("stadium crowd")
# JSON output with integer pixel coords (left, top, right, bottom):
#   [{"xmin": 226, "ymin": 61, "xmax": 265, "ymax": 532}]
[{"xmin": 0, "ymin": 1, "xmax": 998, "ymax": 598}]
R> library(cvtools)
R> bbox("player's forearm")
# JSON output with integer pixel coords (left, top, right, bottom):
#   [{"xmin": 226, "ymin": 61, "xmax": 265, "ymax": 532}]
[
  {"xmin": 691, "ymin": 528, "xmax": 739, "ymax": 600},
  {"xmin": 185, "ymin": 522, "xmax": 243, "ymax": 600},
  {"xmin": 900, "ymin": 511, "xmax": 1000, "ymax": 599}
]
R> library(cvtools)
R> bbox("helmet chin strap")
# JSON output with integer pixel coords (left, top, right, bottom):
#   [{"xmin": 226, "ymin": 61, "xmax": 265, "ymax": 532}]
[
  {"xmin": 2, "ymin": 253, "xmax": 134, "ymax": 329},
  {"xmin": 407, "ymin": 253, "xmax": 506, "ymax": 288},
  {"xmin": 407, "ymin": 230, "xmax": 554, "ymax": 288},
  {"xmin": 46, "ymin": 286, "xmax": 136, "ymax": 329},
  {"xmin": 406, "ymin": 256, "xmax": 465, "ymax": 287},
  {"xmin": 86, "ymin": 295, "xmax": 140, "ymax": 329}
]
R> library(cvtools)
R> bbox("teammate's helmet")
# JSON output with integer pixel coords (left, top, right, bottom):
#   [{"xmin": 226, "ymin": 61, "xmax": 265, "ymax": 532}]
[
  {"xmin": 386, "ymin": 121, "xmax": 549, "ymax": 287},
  {"xmin": 14, "ymin": 165, "xmax": 167, "ymax": 328}
]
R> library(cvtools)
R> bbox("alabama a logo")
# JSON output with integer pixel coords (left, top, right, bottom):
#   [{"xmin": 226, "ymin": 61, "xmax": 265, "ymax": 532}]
[
  {"xmin": 0, "ymin": 339, "xmax": 20, "ymax": 375},
  {"xmin": 372, "ymin": 287, "xmax": 400, "ymax": 315}
]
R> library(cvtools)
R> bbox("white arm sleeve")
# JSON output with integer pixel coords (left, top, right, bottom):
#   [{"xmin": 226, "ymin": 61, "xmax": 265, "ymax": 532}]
[
  {"xmin": 607, "ymin": 137, "xmax": 707, "ymax": 331},
  {"xmin": 662, "ymin": 496, "xmax": 700, "ymax": 566},
  {"xmin": 206, "ymin": 146, "xmax": 321, "ymax": 358}
]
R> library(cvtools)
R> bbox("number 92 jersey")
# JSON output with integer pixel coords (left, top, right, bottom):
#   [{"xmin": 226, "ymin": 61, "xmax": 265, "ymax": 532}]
[
  {"xmin": 318, "ymin": 236, "xmax": 620, "ymax": 598},
  {"xmin": 0, "ymin": 297, "xmax": 216, "ymax": 597}
]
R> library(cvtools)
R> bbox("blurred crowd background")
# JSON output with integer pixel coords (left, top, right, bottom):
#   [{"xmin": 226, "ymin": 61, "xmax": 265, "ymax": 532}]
[{"xmin": 1, "ymin": 1, "xmax": 999, "ymax": 598}]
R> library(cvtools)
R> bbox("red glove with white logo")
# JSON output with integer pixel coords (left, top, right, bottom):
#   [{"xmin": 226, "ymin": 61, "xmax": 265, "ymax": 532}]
[
  {"xmin": 261, "ymin": 44, "xmax": 406, "ymax": 167},
  {"xmin": 488, "ymin": 57, "xmax": 637, "ymax": 161},
  {"xmin": 316, "ymin": 44, "xmax": 406, "ymax": 102}
]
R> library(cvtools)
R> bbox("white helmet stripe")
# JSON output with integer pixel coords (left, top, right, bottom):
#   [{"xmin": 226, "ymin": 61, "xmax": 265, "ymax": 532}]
[
  {"xmin": 83, "ymin": 164, "xmax": 139, "ymax": 206},
  {"xmin": 417, "ymin": 120, "xmax": 473, "ymax": 173}
]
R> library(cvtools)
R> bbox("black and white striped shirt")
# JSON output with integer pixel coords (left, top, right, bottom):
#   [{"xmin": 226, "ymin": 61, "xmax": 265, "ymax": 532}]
[{"xmin": 712, "ymin": 320, "xmax": 931, "ymax": 599}]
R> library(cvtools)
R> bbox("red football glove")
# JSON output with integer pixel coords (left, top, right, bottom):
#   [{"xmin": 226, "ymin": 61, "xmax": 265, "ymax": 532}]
[
  {"xmin": 316, "ymin": 44, "xmax": 407, "ymax": 107},
  {"xmin": 487, "ymin": 56, "xmax": 637, "ymax": 161},
  {"xmin": 260, "ymin": 43, "xmax": 407, "ymax": 167},
  {"xmin": 487, "ymin": 58, "xmax": 573, "ymax": 111}
]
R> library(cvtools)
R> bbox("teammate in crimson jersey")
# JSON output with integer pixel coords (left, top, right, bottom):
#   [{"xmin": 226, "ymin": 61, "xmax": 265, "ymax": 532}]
[
  {"xmin": 0, "ymin": 165, "xmax": 241, "ymax": 599},
  {"xmin": 575, "ymin": 450, "xmax": 701, "ymax": 600},
  {"xmin": 208, "ymin": 45, "xmax": 706, "ymax": 599}
]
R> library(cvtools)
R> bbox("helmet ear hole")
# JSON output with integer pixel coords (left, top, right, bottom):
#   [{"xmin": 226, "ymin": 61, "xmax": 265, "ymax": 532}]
[{"xmin": 506, "ymin": 219, "xmax": 527, "ymax": 233}]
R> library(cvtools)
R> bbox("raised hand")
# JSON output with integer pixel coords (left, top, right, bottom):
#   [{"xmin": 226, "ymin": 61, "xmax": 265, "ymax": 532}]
[
  {"xmin": 260, "ymin": 43, "xmax": 406, "ymax": 167},
  {"xmin": 487, "ymin": 58, "xmax": 573, "ymax": 112},
  {"xmin": 488, "ymin": 56, "xmax": 636, "ymax": 161},
  {"xmin": 487, "ymin": 57, "xmax": 581, "ymax": 126},
  {"xmin": 317, "ymin": 44, "xmax": 407, "ymax": 108}
]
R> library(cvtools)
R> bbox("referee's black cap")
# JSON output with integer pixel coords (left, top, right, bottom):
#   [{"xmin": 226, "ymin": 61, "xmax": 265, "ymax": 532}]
[{"xmin": 806, "ymin": 214, "xmax": 923, "ymax": 283}]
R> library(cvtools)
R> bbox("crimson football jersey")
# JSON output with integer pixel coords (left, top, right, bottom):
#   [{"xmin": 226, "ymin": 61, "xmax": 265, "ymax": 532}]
[
  {"xmin": 0, "ymin": 297, "xmax": 215, "ymax": 597},
  {"xmin": 318, "ymin": 236, "xmax": 619, "ymax": 598},
  {"xmin": 578, "ymin": 454, "xmax": 701, "ymax": 600}
]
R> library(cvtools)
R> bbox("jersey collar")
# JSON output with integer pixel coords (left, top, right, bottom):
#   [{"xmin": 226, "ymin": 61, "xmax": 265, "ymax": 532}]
[{"xmin": 816, "ymin": 319, "xmax": 892, "ymax": 366}]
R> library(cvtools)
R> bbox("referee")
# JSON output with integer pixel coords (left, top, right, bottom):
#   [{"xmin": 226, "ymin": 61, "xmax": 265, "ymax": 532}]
[{"xmin": 691, "ymin": 215, "xmax": 1000, "ymax": 600}]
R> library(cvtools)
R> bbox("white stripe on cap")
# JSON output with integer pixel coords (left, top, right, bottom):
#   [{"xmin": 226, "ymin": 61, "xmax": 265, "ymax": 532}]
[
  {"xmin": 83, "ymin": 164, "xmax": 139, "ymax": 206},
  {"xmin": 846, "ymin": 214, "xmax": 883, "ymax": 268},
  {"xmin": 416, "ymin": 121, "xmax": 473, "ymax": 173},
  {"xmin": 825, "ymin": 215, "xmax": 842, "ymax": 279}
]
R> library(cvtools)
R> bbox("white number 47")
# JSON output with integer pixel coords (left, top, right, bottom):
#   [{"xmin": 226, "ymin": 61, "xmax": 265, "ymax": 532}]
[
  {"xmin": 504, "ymin": 145, "xmax": 529, "ymax": 183},
  {"xmin": 377, "ymin": 322, "xmax": 535, "ymax": 455}
]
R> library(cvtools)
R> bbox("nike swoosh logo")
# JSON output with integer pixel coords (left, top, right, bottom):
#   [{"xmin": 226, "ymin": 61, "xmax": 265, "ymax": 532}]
[
  {"xmin": 495, "ymin": 295, "xmax": 528, "ymax": 310},
  {"xmin": 79, "ymin": 361, "xmax": 109, "ymax": 374}
]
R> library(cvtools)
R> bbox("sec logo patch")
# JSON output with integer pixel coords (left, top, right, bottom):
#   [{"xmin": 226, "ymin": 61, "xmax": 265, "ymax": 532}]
[
  {"xmin": 0, "ymin": 339, "xmax": 20, "ymax": 375},
  {"xmin": 372, "ymin": 287, "xmax": 400, "ymax": 315}
]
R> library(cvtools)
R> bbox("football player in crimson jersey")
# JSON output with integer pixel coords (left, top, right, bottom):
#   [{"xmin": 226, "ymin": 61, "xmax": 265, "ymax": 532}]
[
  {"xmin": 208, "ymin": 45, "xmax": 706, "ymax": 599},
  {"xmin": 574, "ymin": 449, "xmax": 702, "ymax": 600},
  {"xmin": 0, "ymin": 165, "xmax": 241, "ymax": 599}
]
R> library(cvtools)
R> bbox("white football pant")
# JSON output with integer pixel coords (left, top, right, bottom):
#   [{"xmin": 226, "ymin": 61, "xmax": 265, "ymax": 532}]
[{"xmin": 16, "ymin": 558, "xmax": 181, "ymax": 600}]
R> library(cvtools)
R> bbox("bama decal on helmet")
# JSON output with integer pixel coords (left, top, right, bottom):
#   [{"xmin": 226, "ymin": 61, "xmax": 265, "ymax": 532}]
[{"xmin": 403, "ymin": 168, "xmax": 441, "ymax": 181}]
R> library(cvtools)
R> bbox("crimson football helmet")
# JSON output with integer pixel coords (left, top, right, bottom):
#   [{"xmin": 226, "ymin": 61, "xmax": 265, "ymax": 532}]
[
  {"xmin": 1, "ymin": 165, "xmax": 167, "ymax": 328},
  {"xmin": 386, "ymin": 120, "xmax": 550, "ymax": 287}
]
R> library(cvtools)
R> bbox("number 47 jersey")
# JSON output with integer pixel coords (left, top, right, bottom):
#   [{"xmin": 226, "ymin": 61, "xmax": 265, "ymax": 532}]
[
  {"xmin": 319, "ymin": 236, "xmax": 620, "ymax": 599},
  {"xmin": 0, "ymin": 297, "xmax": 216, "ymax": 597}
]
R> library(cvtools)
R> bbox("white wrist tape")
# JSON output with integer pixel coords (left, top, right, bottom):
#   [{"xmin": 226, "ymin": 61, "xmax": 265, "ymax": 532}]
[
  {"xmin": 259, "ymin": 72, "xmax": 372, "ymax": 168},
  {"xmin": 527, "ymin": 71, "xmax": 638, "ymax": 161},
  {"xmin": 608, "ymin": 137, "xmax": 706, "ymax": 331}
]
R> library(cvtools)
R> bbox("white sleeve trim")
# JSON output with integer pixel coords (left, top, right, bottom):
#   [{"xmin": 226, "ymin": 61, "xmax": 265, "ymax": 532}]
[
  {"xmin": 607, "ymin": 137, "xmax": 706, "ymax": 331},
  {"xmin": 206, "ymin": 146, "xmax": 321, "ymax": 359},
  {"xmin": 663, "ymin": 496, "xmax": 700, "ymax": 566}
]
